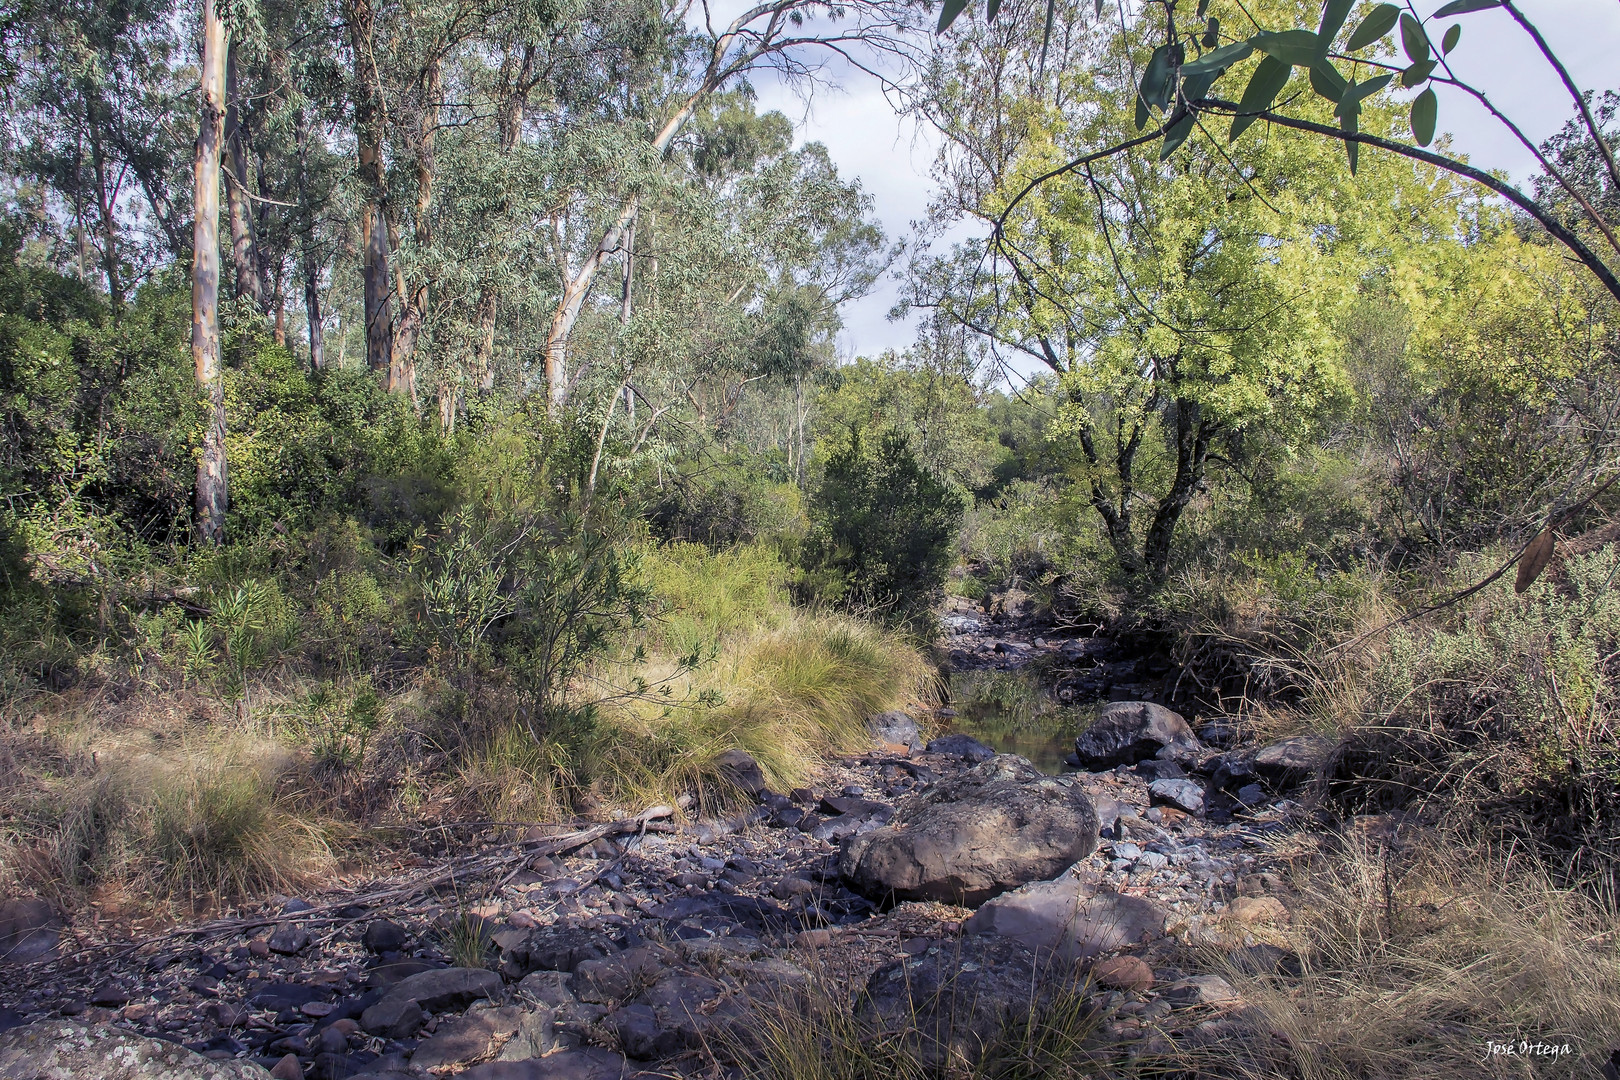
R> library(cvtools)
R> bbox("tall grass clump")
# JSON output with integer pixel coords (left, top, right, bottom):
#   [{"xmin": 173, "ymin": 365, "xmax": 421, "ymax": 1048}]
[
  {"xmin": 1183, "ymin": 831, "xmax": 1620, "ymax": 1079},
  {"xmin": 0, "ymin": 725, "xmax": 335, "ymax": 911}
]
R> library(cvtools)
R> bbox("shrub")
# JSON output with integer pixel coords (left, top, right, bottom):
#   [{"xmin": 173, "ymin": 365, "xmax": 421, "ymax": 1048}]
[{"xmin": 801, "ymin": 429, "xmax": 967, "ymax": 616}]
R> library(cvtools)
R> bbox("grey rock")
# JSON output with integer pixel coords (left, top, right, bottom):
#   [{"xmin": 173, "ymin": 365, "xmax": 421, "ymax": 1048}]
[
  {"xmin": 924, "ymin": 734, "xmax": 995, "ymax": 763},
  {"xmin": 634, "ymin": 974, "xmax": 726, "ymax": 1047},
  {"xmin": 1252, "ymin": 735, "xmax": 1333, "ymax": 789},
  {"xmin": 494, "ymin": 1006, "xmax": 558, "ymax": 1062},
  {"xmin": 362, "ymin": 920, "xmax": 409, "ymax": 954},
  {"xmin": 713, "ymin": 749, "xmax": 767, "ymax": 798},
  {"xmin": 1073, "ymin": 702, "xmax": 1201, "ymax": 769},
  {"xmin": 459, "ymin": 1047, "xmax": 630, "ymax": 1080},
  {"xmin": 1147, "ymin": 778, "xmax": 1205, "ymax": 815},
  {"xmin": 267, "ymin": 924, "xmax": 311, "ymax": 955},
  {"xmin": 857, "ymin": 937, "xmax": 1065, "ymax": 1071},
  {"xmin": 573, "ymin": 946, "xmax": 675, "ymax": 1005},
  {"xmin": 358, "ymin": 997, "xmax": 423, "ymax": 1039},
  {"xmin": 1164, "ymin": 974, "xmax": 1242, "ymax": 1007},
  {"xmin": 840, "ymin": 755, "xmax": 1098, "ymax": 906},
  {"xmin": 412, "ymin": 1006, "xmax": 529, "ymax": 1070},
  {"xmin": 1236, "ymin": 784, "xmax": 1266, "ymax": 807},
  {"xmin": 516, "ymin": 926, "xmax": 621, "ymax": 974},
  {"xmin": 380, "ymin": 966, "xmax": 501, "ymax": 1011},
  {"xmin": 0, "ymin": 1021, "xmax": 270, "ymax": 1079},
  {"xmin": 962, "ymin": 870, "xmax": 1168, "ymax": 960},
  {"xmin": 609, "ymin": 1003, "xmax": 682, "ymax": 1060},
  {"xmin": 0, "ymin": 899, "xmax": 59, "ymax": 964},
  {"xmin": 516, "ymin": 970, "xmax": 578, "ymax": 1009},
  {"xmin": 866, "ymin": 711, "xmax": 920, "ymax": 752}
]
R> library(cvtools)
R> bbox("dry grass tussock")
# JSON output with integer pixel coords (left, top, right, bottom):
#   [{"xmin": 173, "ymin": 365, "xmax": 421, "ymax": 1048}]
[
  {"xmin": 1180, "ymin": 830, "xmax": 1620, "ymax": 1079},
  {"xmin": 0, "ymin": 695, "xmax": 338, "ymax": 915}
]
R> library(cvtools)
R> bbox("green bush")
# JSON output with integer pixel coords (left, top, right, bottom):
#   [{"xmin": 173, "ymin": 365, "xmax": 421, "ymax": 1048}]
[
  {"xmin": 800, "ymin": 429, "xmax": 966, "ymax": 616},
  {"xmin": 649, "ymin": 456, "xmax": 805, "ymax": 548}
]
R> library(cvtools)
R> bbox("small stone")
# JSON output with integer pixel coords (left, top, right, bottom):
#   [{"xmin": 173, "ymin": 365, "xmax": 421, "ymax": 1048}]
[
  {"xmin": 713, "ymin": 748, "xmax": 768, "ymax": 798},
  {"xmin": 89, "ymin": 984, "xmax": 130, "ymax": 1007},
  {"xmin": 1092, "ymin": 955, "xmax": 1154, "ymax": 992},
  {"xmin": 282, "ymin": 898, "xmax": 314, "ymax": 914},
  {"xmin": 508, "ymin": 909, "xmax": 538, "ymax": 929},
  {"xmin": 923, "ymin": 734, "xmax": 996, "ymax": 763},
  {"xmin": 793, "ymin": 929, "xmax": 833, "ymax": 948},
  {"xmin": 317, "ymin": 1023, "xmax": 349, "ymax": 1054},
  {"xmin": 1165, "ymin": 974, "xmax": 1242, "ymax": 1007},
  {"xmin": 1236, "ymin": 784, "xmax": 1266, "ymax": 807},
  {"xmin": 1147, "ymin": 778, "xmax": 1205, "ymax": 815},
  {"xmin": 1225, "ymin": 895, "xmax": 1288, "ymax": 926},
  {"xmin": 270, "ymin": 1054, "xmax": 304, "ymax": 1080},
  {"xmin": 248, "ymin": 938, "xmax": 270, "ymax": 957},
  {"xmin": 267, "ymin": 925, "xmax": 311, "ymax": 955},
  {"xmin": 362, "ymin": 920, "xmax": 409, "ymax": 954},
  {"xmin": 610, "ymin": 1003, "xmax": 682, "ymax": 1060},
  {"xmin": 0, "ymin": 898, "xmax": 60, "ymax": 963},
  {"xmin": 301, "ymin": 1000, "xmax": 336, "ymax": 1018}
]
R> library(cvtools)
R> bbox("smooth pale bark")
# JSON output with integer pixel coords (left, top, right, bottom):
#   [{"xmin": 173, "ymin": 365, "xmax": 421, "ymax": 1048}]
[
  {"xmin": 86, "ymin": 114, "xmax": 123, "ymax": 310},
  {"xmin": 223, "ymin": 43, "xmax": 264, "ymax": 308},
  {"xmin": 391, "ymin": 57, "xmax": 439, "ymax": 400},
  {"xmin": 294, "ymin": 112, "xmax": 324, "ymax": 371},
  {"xmin": 540, "ymin": 8, "xmax": 766, "ymax": 412},
  {"xmin": 346, "ymin": 0, "xmax": 394, "ymax": 377},
  {"xmin": 192, "ymin": 0, "xmax": 228, "ymax": 545}
]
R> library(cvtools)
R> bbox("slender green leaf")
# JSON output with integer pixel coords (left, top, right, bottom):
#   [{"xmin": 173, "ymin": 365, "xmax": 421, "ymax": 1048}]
[
  {"xmin": 1135, "ymin": 94, "xmax": 1151, "ymax": 130},
  {"xmin": 1139, "ymin": 43, "xmax": 1180, "ymax": 111},
  {"xmin": 1434, "ymin": 0, "xmax": 1499, "ymax": 15},
  {"xmin": 1401, "ymin": 58, "xmax": 1436, "ymax": 86},
  {"xmin": 1345, "ymin": 3, "xmax": 1399, "ymax": 50},
  {"xmin": 1347, "ymin": 72, "xmax": 1393, "ymax": 103},
  {"xmin": 1196, "ymin": 0, "xmax": 1209, "ymax": 16},
  {"xmin": 937, "ymin": 0, "xmax": 971, "ymax": 32},
  {"xmin": 1309, "ymin": 59, "xmax": 1347, "ymax": 102},
  {"xmin": 1181, "ymin": 40, "xmax": 1252, "ymax": 76},
  {"xmin": 1410, "ymin": 86, "xmax": 1437, "ymax": 145},
  {"xmin": 1202, "ymin": 16, "xmax": 1220, "ymax": 47},
  {"xmin": 1399, "ymin": 12, "xmax": 1430, "ymax": 62},
  {"xmin": 1317, "ymin": 0, "xmax": 1355, "ymax": 50},
  {"xmin": 1442, "ymin": 23, "xmax": 1461, "ymax": 53},
  {"xmin": 1252, "ymin": 29, "xmax": 1320, "ymax": 66},
  {"xmin": 987, "ymin": 0, "xmax": 1001, "ymax": 20},
  {"xmin": 1341, "ymin": 105, "xmax": 1360, "ymax": 174},
  {"xmin": 1230, "ymin": 54, "xmax": 1291, "ymax": 141},
  {"xmin": 1095, "ymin": 0, "xmax": 1105, "ymax": 15},
  {"xmin": 1182, "ymin": 69, "xmax": 1221, "ymax": 104},
  {"xmin": 1160, "ymin": 113, "xmax": 1196, "ymax": 159}
]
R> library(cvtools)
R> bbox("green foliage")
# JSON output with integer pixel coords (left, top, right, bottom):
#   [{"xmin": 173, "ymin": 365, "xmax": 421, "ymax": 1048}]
[
  {"xmin": 801, "ymin": 429, "xmax": 967, "ymax": 615},
  {"xmin": 649, "ymin": 456, "xmax": 805, "ymax": 548}
]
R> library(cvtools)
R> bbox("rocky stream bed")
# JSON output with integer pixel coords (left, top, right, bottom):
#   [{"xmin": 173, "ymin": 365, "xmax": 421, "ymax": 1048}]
[{"xmin": 0, "ymin": 606, "xmax": 1337, "ymax": 1079}]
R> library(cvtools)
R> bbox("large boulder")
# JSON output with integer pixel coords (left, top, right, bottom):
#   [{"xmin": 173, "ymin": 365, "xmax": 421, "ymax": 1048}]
[
  {"xmin": 712, "ymin": 749, "xmax": 768, "ymax": 798},
  {"xmin": 1073, "ymin": 702, "xmax": 1200, "ymax": 769},
  {"xmin": 839, "ymin": 755, "xmax": 1098, "ymax": 906},
  {"xmin": 961, "ymin": 869, "xmax": 1168, "ymax": 961},
  {"xmin": 458, "ymin": 1048, "xmax": 631, "ymax": 1080},
  {"xmin": 0, "ymin": 1021, "xmax": 269, "ymax": 1079},
  {"xmin": 1252, "ymin": 735, "xmax": 1333, "ymax": 789},
  {"xmin": 360, "ymin": 967, "xmax": 501, "ymax": 1035}
]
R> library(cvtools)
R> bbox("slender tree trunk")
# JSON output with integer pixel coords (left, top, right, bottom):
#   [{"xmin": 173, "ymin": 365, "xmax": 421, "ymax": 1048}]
[
  {"xmin": 223, "ymin": 43, "xmax": 263, "ymax": 308},
  {"xmin": 346, "ymin": 0, "xmax": 393, "ymax": 377},
  {"xmin": 294, "ymin": 114, "xmax": 325, "ymax": 371},
  {"xmin": 86, "ymin": 113, "xmax": 123, "ymax": 310},
  {"xmin": 392, "ymin": 57, "xmax": 439, "ymax": 399},
  {"xmin": 473, "ymin": 293, "xmax": 496, "ymax": 392},
  {"xmin": 1142, "ymin": 400, "xmax": 1215, "ymax": 579},
  {"xmin": 542, "ymin": 86, "xmax": 714, "ymax": 412},
  {"xmin": 193, "ymin": 0, "xmax": 228, "ymax": 545}
]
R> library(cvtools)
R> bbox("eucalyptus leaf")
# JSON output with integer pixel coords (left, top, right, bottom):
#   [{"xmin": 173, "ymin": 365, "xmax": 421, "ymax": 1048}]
[
  {"xmin": 1410, "ymin": 86, "xmax": 1437, "ymax": 145},
  {"xmin": 1181, "ymin": 40, "xmax": 1252, "ymax": 77},
  {"xmin": 1400, "ymin": 58, "xmax": 1436, "ymax": 87},
  {"xmin": 1316, "ymin": 0, "xmax": 1355, "ymax": 50},
  {"xmin": 1160, "ymin": 113, "xmax": 1196, "ymax": 160},
  {"xmin": 1434, "ymin": 0, "xmax": 1499, "ymax": 15},
  {"xmin": 1095, "ymin": 0, "xmax": 1105, "ymax": 14},
  {"xmin": 1136, "ymin": 94, "xmax": 1151, "ymax": 130},
  {"xmin": 1345, "ymin": 4, "xmax": 1399, "ymax": 51},
  {"xmin": 1139, "ymin": 43, "xmax": 1180, "ymax": 111},
  {"xmin": 1251, "ymin": 29, "xmax": 1320, "ymax": 67},
  {"xmin": 1341, "ymin": 107, "xmax": 1360, "ymax": 174},
  {"xmin": 1202, "ymin": 16, "xmax": 1220, "ymax": 48},
  {"xmin": 936, "ymin": 0, "xmax": 971, "ymax": 33},
  {"xmin": 1399, "ymin": 12, "xmax": 1430, "ymax": 63},
  {"xmin": 1181, "ymin": 69, "xmax": 1221, "ymax": 104},
  {"xmin": 1442, "ymin": 23, "xmax": 1461, "ymax": 53},
  {"xmin": 1196, "ymin": 0, "xmax": 1209, "ymax": 17},
  {"xmin": 987, "ymin": 0, "xmax": 1001, "ymax": 21},
  {"xmin": 1309, "ymin": 59, "xmax": 1347, "ymax": 102},
  {"xmin": 1230, "ymin": 54, "xmax": 1290, "ymax": 141}
]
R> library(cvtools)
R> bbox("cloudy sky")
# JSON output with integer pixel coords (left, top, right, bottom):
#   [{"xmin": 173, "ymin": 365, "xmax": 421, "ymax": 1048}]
[{"xmin": 744, "ymin": 0, "xmax": 1620, "ymax": 361}]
